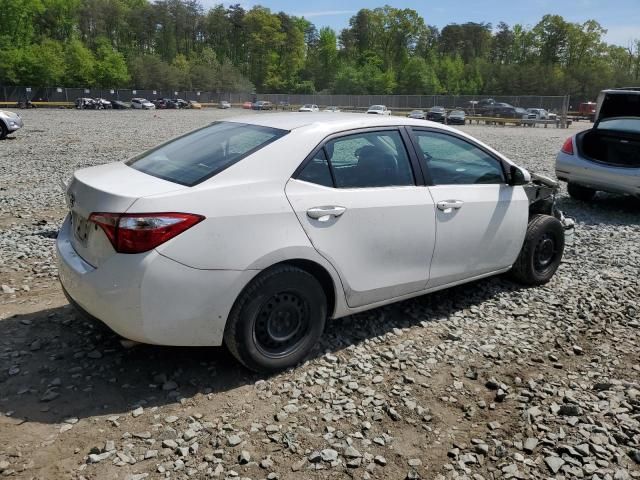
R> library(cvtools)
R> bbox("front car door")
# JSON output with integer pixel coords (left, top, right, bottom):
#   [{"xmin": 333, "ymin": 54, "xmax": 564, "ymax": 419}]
[
  {"xmin": 409, "ymin": 128, "xmax": 529, "ymax": 288},
  {"xmin": 285, "ymin": 128, "xmax": 436, "ymax": 308}
]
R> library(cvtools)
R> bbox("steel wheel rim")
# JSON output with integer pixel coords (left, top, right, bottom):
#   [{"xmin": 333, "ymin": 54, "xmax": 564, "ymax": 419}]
[
  {"xmin": 534, "ymin": 233, "xmax": 557, "ymax": 272},
  {"xmin": 253, "ymin": 291, "xmax": 310, "ymax": 359}
]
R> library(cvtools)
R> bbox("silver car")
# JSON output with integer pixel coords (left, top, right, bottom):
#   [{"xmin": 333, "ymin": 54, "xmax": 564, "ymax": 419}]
[
  {"xmin": 556, "ymin": 88, "xmax": 640, "ymax": 200},
  {"xmin": 0, "ymin": 110, "xmax": 24, "ymax": 139}
]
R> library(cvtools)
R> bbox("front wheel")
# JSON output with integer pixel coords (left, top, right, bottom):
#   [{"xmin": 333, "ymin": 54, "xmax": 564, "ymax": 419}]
[
  {"xmin": 224, "ymin": 265, "xmax": 327, "ymax": 372},
  {"xmin": 567, "ymin": 183, "xmax": 596, "ymax": 201},
  {"xmin": 0, "ymin": 122, "xmax": 7, "ymax": 140},
  {"xmin": 510, "ymin": 214, "xmax": 565, "ymax": 286}
]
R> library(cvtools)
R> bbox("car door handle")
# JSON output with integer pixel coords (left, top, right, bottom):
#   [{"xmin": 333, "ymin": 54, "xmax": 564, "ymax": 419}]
[
  {"xmin": 307, "ymin": 206, "xmax": 347, "ymax": 221},
  {"xmin": 437, "ymin": 200, "xmax": 464, "ymax": 212}
]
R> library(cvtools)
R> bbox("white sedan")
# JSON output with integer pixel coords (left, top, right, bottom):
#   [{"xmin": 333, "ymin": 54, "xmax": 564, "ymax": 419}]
[
  {"xmin": 58, "ymin": 113, "xmax": 568, "ymax": 372},
  {"xmin": 367, "ymin": 105, "xmax": 391, "ymax": 115},
  {"xmin": 130, "ymin": 98, "xmax": 155, "ymax": 110},
  {"xmin": 299, "ymin": 104, "xmax": 319, "ymax": 112}
]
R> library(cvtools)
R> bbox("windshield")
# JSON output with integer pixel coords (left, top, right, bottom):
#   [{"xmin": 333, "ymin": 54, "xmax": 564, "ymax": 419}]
[
  {"xmin": 370, "ymin": 105, "xmax": 383, "ymax": 110},
  {"xmin": 450, "ymin": 110, "xmax": 464, "ymax": 116},
  {"xmin": 596, "ymin": 117, "xmax": 640, "ymax": 133},
  {"xmin": 303, "ymin": 104, "xmax": 313, "ymax": 108},
  {"xmin": 127, "ymin": 122, "xmax": 287, "ymax": 186}
]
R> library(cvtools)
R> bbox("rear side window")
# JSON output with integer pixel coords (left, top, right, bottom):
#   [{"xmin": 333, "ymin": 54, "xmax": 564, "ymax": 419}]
[
  {"xmin": 127, "ymin": 122, "xmax": 287, "ymax": 186},
  {"xmin": 298, "ymin": 149, "xmax": 333, "ymax": 187},
  {"xmin": 296, "ymin": 130, "xmax": 415, "ymax": 189}
]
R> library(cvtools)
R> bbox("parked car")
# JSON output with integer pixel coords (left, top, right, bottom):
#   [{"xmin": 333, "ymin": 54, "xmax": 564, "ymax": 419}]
[
  {"xmin": 447, "ymin": 110, "xmax": 466, "ymax": 125},
  {"xmin": 131, "ymin": 98, "xmax": 155, "ymax": 110},
  {"xmin": 75, "ymin": 97, "xmax": 97, "ymax": 109},
  {"xmin": 299, "ymin": 104, "xmax": 319, "ymax": 112},
  {"xmin": 219, "ymin": 101, "xmax": 232, "ymax": 109},
  {"xmin": 482, "ymin": 102, "xmax": 514, "ymax": 117},
  {"xmin": 188, "ymin": 100, "xmax": 202, "ymax": 109},
  {"xmin": 407, "ymin": 110, "xmax": 426, "ymax": 120},
  {"xmin": 516, "ymin": 107, "xmax": 536, "ymax": 120},
  {"xmin": 242, "ymin": 101, "xmax": 253, "ymax": 109},
  {"xmin": 279, "ymin": 101, "xmax": 291, "ymax": 110},
  {"xmin": 366, "ymin": 105, "xmax": 391, "ymax": 115},
  {"xmin": 483, "ymin": 103, "xmax": 534, "ymax": 119},
  {"xmin": 173, "ymin": 98, "xmax": 189, "ymax": 109},
  {"xmin": 578, "ymin": 102, "xmax": 597, "ymax": 122},
  {"xmin": 152, "ymin": 98, "xmax": 171, "ymax": 109},
  {"xmin": 427, "ymin": 106, "xmax": 446, "ymax": 123},
  {"xmin": 527, "ymin": 108, "xmax": 550, "ymax": 120},
  {"xmin": 556, "ymin": 87, "xmax": 640, "ymax": 201},
  {"xmin": 94, "ymin": 98, "xmax": 112, "ymax": 109},
  {"xmin": 252, "ymin": 101, "xmax": 273, "ymax": 111},
  {"xmin": 0, "ymin": 110, "xmax": 24, "ymax": 139},
  {"xmin": 59, "ymin": 113, "xmax": 570, "ymax": 372},
  {"xmin": 111, "ymin": 100, "xmax": 129, "ymax": 110},
  {"xmin": 324, "ymin": 106, "xmax": 341, "ymax": 112},
  {"xmin": 469, "ymin": 98, "xmax": 495, "ymax": 115}
]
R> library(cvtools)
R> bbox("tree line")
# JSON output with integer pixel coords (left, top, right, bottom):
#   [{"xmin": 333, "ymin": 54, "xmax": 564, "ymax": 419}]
[{"xmin": 1, "ymin": 0, "xmax": 639, "ymax": 98}]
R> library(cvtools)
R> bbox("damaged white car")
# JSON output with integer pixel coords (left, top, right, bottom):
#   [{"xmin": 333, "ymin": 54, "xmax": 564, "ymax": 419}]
[{"xmin": 57, "ymin": 113, "xmax": 573, "ymax": 372}]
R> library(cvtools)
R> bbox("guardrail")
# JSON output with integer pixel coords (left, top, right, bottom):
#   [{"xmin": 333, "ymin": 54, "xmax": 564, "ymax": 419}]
[{"xmin": 466, "ymin": 116, "xmax": 572, "ymax": 128}]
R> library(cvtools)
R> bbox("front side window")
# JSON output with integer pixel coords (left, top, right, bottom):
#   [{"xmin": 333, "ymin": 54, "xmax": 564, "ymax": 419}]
[
  {"xmin": 413, "ymin": 130, "xmax": 505, "ymax": 185},
  {"xmin": 325, "ymin": 130, "xmax": 414, "ymax": 188},
  {"xmin": 127, "ymin": 122, "xmax": 287, "ymax": 186}
]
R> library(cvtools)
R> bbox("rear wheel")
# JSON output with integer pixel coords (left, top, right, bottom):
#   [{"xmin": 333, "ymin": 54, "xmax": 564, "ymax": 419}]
[
  {"xmin": 510, "ymin": 214, "xmax": 564, "ymax": 286},
  {"xmin": 224, "ymin": 265, "xmax": 327, "ymax": 372},
  {"xmin": 568, "ymin": 182, "xmax": 596, "ymax": 201}
]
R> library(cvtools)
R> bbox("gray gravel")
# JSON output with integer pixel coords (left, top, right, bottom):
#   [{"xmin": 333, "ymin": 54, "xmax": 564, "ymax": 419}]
[{"xmin": 0, "ymin": 110, "xmax": 639, "ymax": 479}]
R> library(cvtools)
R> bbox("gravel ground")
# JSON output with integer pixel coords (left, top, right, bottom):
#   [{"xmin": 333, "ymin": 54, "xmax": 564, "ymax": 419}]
[{"xmin": 0, "ymin": 110, "xmax": 639, "ymax": 480}]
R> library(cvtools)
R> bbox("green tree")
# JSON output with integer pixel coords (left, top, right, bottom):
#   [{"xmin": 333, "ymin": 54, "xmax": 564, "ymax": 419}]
[
  {"xmin": 94, "ymin": 38, "xmax": 130, "ymax": 87},
  {"xmin": 64, "ymin": 39, "xmax": 96, "ymax": 86},
  {"xmin": 17, "ymin": 40, "xmax": 66, "ymax": 86},
  {"xmin": 396, "ymin": 57, "xmax": 440, "ymax": 94},
  {"xmin": 0, "ymin": 0, "xmax": 44, "ymax": 47}
]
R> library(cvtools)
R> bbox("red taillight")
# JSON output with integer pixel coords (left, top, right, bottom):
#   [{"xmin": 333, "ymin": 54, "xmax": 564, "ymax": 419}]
[
  {"xmin": 561, "ymin": 137, "xmax": 574, "ymax": 155},
  {"xmin": 89, "ymin": 212, "xmax": 204, "ymax": 254}
]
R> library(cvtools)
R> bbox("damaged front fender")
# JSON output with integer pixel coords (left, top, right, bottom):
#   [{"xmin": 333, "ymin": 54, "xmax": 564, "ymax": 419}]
[{"xmin": 524, "ymin": 172, "xmax": 575, "ymax": 246}]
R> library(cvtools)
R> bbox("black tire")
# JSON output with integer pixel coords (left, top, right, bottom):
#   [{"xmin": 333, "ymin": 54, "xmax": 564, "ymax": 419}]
[
  {"xmin": 0, "ymin": 122, "xmax": 7, "ymax": 140},
  {"xmin": 568, "ymin": 182, "xmax": 596, "ymax": 201},
  {"xmin": 510, "ymin": 214, "xmax": 564, "ymax": 286},
  {"xmin": 224, "ymin": 265, "xmax": 327, "ymax": 372}
]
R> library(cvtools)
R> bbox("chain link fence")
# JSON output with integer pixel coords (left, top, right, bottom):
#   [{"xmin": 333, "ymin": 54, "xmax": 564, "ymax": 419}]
[{"xmin": 1, "ymin": 86, "xmax": 570, "ymax": 114}]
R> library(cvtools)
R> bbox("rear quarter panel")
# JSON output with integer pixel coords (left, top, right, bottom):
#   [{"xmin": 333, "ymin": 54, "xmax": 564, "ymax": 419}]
[{"xmin": 127, "ymin": 128, "xmax": 339, "ymax": 272}]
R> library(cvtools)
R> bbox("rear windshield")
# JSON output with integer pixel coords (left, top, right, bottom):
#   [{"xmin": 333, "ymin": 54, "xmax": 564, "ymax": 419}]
[
  {"xmin": 127, "ymin": 122, "xmax": 287, "ymax": 186},
  {"xmin": 597, "ymin": 117, "xmax": 640, "ymax": 133}
]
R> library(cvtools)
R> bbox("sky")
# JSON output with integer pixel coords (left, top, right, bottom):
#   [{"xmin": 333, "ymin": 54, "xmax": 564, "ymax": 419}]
[{"xmin": 210, "ymin": 0, "xmax": 640, "ymax": 47}]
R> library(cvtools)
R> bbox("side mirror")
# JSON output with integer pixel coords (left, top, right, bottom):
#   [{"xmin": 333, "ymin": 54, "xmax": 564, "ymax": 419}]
[{"xmin": 509, "ymin": 165, "xmax": 528, "ymax": 186}]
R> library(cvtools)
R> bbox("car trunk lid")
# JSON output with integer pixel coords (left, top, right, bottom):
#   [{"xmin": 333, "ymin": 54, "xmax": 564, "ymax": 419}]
[
  {"xmin": 594, "ymin": 89, "xmax": 640, "ymax": 126},
  {"xmin": 66, "ymin": 162, "xmax": 186, "ymax": 267}
]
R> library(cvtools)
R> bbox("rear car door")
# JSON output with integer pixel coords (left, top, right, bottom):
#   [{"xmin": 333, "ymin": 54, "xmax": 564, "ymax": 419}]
[
  {"xmin": 285, "ymin": 128, "xmax": 436, "ymax": 308},
  {"xmin": 409, "ymin": 128, "xmax": 528, "ymax": 288}
]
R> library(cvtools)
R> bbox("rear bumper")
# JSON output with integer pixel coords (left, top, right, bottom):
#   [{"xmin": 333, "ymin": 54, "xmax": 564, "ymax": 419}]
[
  {"xmin": 56, "ymin": 215, "xmax": 257, "ymax": 346},
  {"xmin": 556, "ymin": 151, "xmax": 640, "ymax": 196}
]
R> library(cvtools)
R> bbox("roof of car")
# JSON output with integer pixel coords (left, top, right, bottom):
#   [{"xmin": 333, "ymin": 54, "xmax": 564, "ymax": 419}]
[
  {"xmin": 602, "ymin": 87, "xmax": 640, "ymax": 94},
  {"xmin": 225, "ymin": 112, "xmax": 457, "ymax": 131}
]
